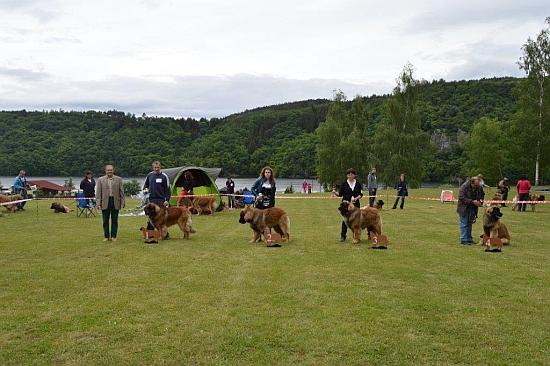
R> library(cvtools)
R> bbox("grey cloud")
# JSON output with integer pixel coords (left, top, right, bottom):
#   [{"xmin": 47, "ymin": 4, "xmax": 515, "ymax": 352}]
[
  {"xmin": 404, "ymin": 1, "xmax": 549, "ymax": 34},
  {"xmin": 0, "ymin": 66, "xmax": 51, "ymax": 82},
  {"xmin": 0, "ymin": 72, "xmax": 393, "ymax": 118}
]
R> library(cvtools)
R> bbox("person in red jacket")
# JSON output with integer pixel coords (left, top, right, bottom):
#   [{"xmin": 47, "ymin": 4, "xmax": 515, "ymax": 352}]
[{"xmin": 516, "ymin": 174, "xmax": 532, "ymax": 212}]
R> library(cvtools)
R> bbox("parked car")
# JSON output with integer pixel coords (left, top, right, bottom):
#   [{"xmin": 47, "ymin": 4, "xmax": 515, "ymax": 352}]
[{"xmin": 1, "ymin": 186, "xmax": 12, "ymax": 195}]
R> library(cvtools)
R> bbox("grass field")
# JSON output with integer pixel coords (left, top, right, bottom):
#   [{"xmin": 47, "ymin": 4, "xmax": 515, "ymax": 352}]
[{"xmin": 1, "ymin": 188, "xmax": 549, "ymax": 365}]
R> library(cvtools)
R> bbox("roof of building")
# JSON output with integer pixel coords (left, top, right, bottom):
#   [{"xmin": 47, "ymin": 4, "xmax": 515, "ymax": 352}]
[{"xmin": 28, "ymin": 180, "xmax": 72, "ymax": 191}]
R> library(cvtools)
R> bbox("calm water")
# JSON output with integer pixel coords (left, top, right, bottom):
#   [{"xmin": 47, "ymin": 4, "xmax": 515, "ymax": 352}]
[{"xmin": 0, "ymin": 176, "xmax": 324, "ymax": 193}]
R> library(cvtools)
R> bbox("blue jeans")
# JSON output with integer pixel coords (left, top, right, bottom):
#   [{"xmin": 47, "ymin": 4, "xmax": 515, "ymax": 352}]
[
  {"xmin": 459, "ymin": 208, "xmax": 475, "ymax": 243},
  {"xmin": 17, "ymin": 189, "xmax": 28, "ymax": 210}
]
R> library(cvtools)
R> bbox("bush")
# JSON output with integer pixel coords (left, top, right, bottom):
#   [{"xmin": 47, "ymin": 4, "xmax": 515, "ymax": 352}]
[{"xmin": 124, "ymin": 179, "xmax": 142, "ymax": 196}]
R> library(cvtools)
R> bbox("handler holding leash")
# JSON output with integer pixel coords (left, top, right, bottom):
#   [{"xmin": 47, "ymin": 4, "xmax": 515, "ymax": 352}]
[
  {"xmin": 13, "ymin": 170, "xmax": 30, "ymax": 211},
  {"xmin": 457, "ymin": 176, "xmax": 485, "ymax": 245},
  {"xmin": 143, "ymin": 161, "xmax": 171, "ymax": 235},
  {"xmin": 338, "ymin": 168, "xmax": 363, "ymax": 242}
]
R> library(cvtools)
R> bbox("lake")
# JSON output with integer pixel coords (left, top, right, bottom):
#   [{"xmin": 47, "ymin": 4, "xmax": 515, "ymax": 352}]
[{"xmin": 0, "ymin": 176, "xmax": 325, "ymax": 194}]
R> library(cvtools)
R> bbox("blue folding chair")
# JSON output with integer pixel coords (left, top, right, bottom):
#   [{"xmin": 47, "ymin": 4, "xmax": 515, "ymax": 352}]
[
  {"xmin": 76, "ymin": 192, "xmax": 95, "ymax": 217},
  {"xmin": 243, "ymin": 190, "xmax": 255, "ymax": 207}
]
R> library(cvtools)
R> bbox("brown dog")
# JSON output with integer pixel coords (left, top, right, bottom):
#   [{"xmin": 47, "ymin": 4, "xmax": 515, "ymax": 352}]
[
  {"xmin": 192, "ymin": 197, "xmax": 218, "ymax": 215},
  {"xmin": 486, "ymin": 192, "xmax": 502, "ymax": 208},
  {"xmin": 143, "ymin": 203, "xmax": 196, "ymax": 239},
  {"xmin": 511, "ymin": 194, "xmax": 545, "ymax": 212},
  {"xmin": 50, "ymin": 202, "xmax": 71, "ymax": 213},
  {"xmin": 238, "ymin": 206, "xmax": 290, "ymax": 243},
  {"xmin": 338, "ymin": 201, "xmax": 382, "ymax": 243},
  {"xmin": 0, "ymin": 194, "xmax": 23, "ymax": 213},
  {"xmin": 480, "ymin": 206, "xmax": 510, "ymax": 245}
]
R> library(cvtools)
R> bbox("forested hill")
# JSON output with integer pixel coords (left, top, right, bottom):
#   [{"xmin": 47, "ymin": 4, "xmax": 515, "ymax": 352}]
[{"xmin": 0, "ymin": 77, "xmax": 520, "ymax": 180}]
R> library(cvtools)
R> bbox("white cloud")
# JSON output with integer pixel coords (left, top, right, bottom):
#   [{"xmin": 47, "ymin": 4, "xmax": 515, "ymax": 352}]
[{"xmin": 0, "ymin": 0, "xmax": 548, "ymax": 117}]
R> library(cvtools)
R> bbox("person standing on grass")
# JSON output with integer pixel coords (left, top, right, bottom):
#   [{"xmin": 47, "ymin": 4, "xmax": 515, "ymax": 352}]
[
  {"xmin": 96, "ymin": 165, "xmax": 125, "ymax": 242},
  {"xmin": 516, "ymin": 174, "xmax": 531, "ymax": 212},
  {"xmin": 80, "ymin": 170, "xmax": 96, "ymax": 205},
  {"xmin": 498, "ymin": 177, "xmax": 510, "ymax": 207},
  {"xmin": 143, "ymin": 161, "xmax": 171, "ymax": 235},
  {"xmin": 392, "ymin": 173, "xmax": 408, "ymax": 209},
  {"xmin": 13, "ymin": 170, "xmax": 30, "ymax": 211},
  {"xmin": 338, "ymin": 168, "xmax": 363, "ymax": 242},
  {"xmin": 367, "ymin": 167, "xmax": 377, "ymax": 207},
  {"xmin": 457, "ymin": 176, "xmax": 484, "ymax": 245},
  {"xmin": 251, "ymin": 166, "xmax": 276, "ymax": 209},
  {"xmin": 177, "ymin": 171, "xmax": 195, "ymax": 206},
  {"xmin": 226, "ymin": 176, "xmax": 236, "ymax": 210}
]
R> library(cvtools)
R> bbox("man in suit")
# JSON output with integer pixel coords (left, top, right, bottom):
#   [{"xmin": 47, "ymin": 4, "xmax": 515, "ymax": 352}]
[{"xmin": 96, "ymin": 165, "xmax": 125, "ymax": 242}]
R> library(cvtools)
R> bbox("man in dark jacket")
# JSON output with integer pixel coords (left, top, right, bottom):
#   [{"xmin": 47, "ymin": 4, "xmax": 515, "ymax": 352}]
[{"xmin": 457, "ymin": 176, "xmax": 485, "ymax": 245}]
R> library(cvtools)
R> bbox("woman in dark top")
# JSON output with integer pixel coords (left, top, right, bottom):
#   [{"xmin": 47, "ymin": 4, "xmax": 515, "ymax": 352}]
[
  {"xmin": 338, "ymin": 168, "xmax": 363, "ymax": 242},
  {"xmin": 392, "ymin": 173, "xmax": 408, "ymax": 209},
  {"xmin": 251, "ymin": 166, "xmax": 276, "ymax": 209},
  {"xmin": 80, "ymin": 170, "xmax": 96, "ymax": 204}
]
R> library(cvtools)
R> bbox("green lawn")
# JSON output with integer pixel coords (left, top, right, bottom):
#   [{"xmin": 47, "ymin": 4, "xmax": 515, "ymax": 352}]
[{"xmin": 1, "ymin": 188, "xmax": 549, "ymax": 365}]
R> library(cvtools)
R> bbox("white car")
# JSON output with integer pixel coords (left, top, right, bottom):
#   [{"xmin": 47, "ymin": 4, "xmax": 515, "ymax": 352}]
[{"xmin": 1, "ymin": 186, "xmax": 11, "ymax": 195}]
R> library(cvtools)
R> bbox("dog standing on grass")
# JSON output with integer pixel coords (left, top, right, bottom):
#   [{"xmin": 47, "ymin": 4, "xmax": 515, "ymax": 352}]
[
  {"xmin": 338, "ymin": 201, "xmax": 382, "ymax": 243},
  {"xmin": 143, "ymin": 203, "xmax": 196, "ymax": 239},
  {"xmin": 239, "ymin": 206, "xmax": 290, "ymax": 243}
]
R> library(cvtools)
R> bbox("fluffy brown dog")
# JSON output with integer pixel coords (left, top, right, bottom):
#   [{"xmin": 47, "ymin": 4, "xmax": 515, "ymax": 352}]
[
  {"xmin": 192, "ymin": 197, "xmax": 218, "ymax": 215},
  {"xmin": 238, "ymin": 206, "xmax": 290, "ymax": 243},
  {"xmin": 143, "ymin": 203, "xmax": 196, "ymax": 239},
  {"xmin": 338, "ymin": 201, "xmax": 382, "ymax": 243},
  {"xmin": 0, "ymin": 194, "xmax": 22, "ymax": 213},
  {"xmin": 50, "ymin": 202, "xmax": 71, "ymax": 213},
  {"xmin": 511, "ymin": 194, "xmax": 546, "ymax": 212},
  {"xmin": 480, "ymin": 206, "xmax": 510, "ymax": 245}
]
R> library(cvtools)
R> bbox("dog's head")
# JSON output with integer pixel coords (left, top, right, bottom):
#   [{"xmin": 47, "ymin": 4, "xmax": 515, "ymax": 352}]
[
  {"xmin": 338, "ymin": 201, "xmax": 355, "ymax": 216},
  {"xmin": 143, "ymin": 203, "xmax": 160, "ymax": 217},
  {"xmin": 535, "ymin": 194, "xmax": 546, "ymax": 201},
  {"xmin": 375, "ymin": 199, "xmax": 385, "ymax": 209},
  {"xmin": 50, "ymin": 203, "xmax": 58, "ymax": 209},
  {"xmin": 487, "ymin": 206, "xmax": 503, "ymax": 219},
  {"xmin": 239, "ymin": 207, "xmax": 252, "ymax": 224}
]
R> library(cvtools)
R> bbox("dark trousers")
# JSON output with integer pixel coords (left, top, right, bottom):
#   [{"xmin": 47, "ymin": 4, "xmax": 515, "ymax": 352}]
[
  {"xmin": 369, "ymin": 189, "xmax": 377, "ymax": 207},
  {"xmin": 341, "ymin": 221, "xmax": 349, "ymax": 239},
  {"xmin": 501, "ymin": 191, "xmax": 508, "ymax": 207},
  {"xmin": 102, "ymin": 197, "xmax": 119, "ymax": 239},
  {"xmin": 393, "ymin": 196, "xmax": 405, "ymax": 209},
  {"xmin": 518, "ymin": 193, "xmax": 530, "ymax": 212}
]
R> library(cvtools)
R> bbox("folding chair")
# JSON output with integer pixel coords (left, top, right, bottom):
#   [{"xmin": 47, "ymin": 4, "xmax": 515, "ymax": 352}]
[
  {"xmin": 76, "ymin": 193, "xmax": 95, "ymax": 217},
  {"xmin": 243, "ymin": 190, "xmax": 255, "ymax": 207},
  {"xmin": 440, "ymin": 190, "xmax": 455, "ymax": 203}
]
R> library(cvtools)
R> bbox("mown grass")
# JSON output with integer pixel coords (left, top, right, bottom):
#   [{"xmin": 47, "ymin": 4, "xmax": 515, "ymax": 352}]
[{"xmin": 1, "ymin": 188, "xmax": 549, "ymax": 365}]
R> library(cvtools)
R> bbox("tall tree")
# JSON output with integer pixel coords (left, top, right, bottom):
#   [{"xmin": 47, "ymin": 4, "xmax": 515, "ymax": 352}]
[
  {"xmin": 517, "ymin": 16, "xmax": 550, "ymax": 185},
  {"xmin": 316, "ymin": 91, "xmax": 371, "ymax": 189},
  {"xmin": 373, "ymin": 63, "xmax": 430, "ymax": 188},
  {"xmin": 462, "ymin": 117, "xmax": 505, "ymax": 185}
]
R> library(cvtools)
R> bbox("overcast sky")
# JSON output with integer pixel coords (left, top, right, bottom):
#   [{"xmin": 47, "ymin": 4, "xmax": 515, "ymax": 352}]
[{"xmin": 0, "ymin": 0, "xmax": 547, "ymax": 119}]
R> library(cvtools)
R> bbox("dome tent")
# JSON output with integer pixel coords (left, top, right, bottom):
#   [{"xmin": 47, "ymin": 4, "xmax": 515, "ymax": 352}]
[{"xmin": 163, "ymin": 166, "xmax": 222, "ymax": 211}]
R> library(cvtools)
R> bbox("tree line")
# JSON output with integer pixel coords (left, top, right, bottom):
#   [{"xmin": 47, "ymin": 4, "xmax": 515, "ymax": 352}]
[{"xmin": 0, "ymin": 76, "xmax": 538, "ymax": 185}]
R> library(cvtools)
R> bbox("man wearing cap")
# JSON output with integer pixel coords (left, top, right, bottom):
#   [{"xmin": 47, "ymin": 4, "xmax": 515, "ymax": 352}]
[{"xmin": 498, "ymin": 177, "xmax": 510, "ymax": 207}]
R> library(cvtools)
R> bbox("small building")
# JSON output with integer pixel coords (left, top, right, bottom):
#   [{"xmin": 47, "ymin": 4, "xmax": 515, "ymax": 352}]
[{"xmin": 28, "ymin": 180, "xmax": 73, "ymax": 197}]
